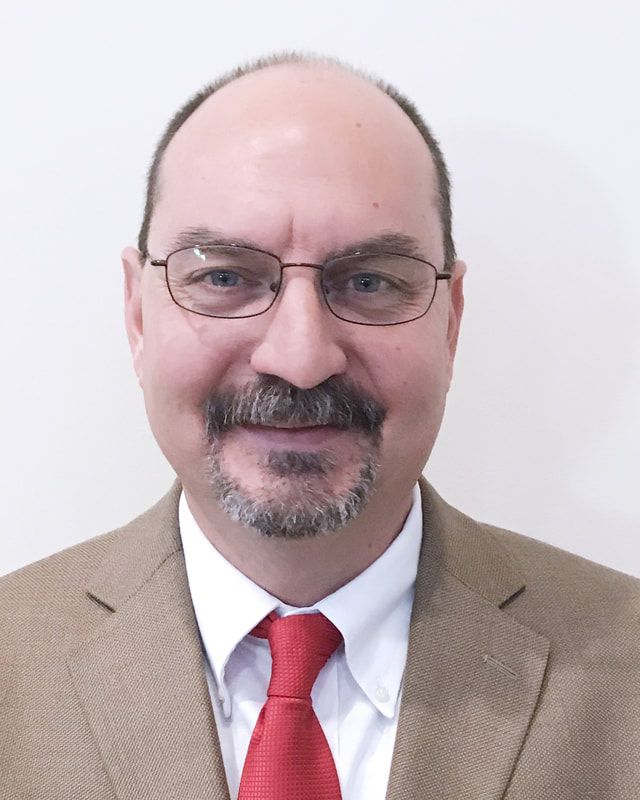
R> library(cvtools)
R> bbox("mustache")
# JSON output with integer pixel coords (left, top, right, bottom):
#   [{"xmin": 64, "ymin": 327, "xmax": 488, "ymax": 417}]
[{"xmin": 203, "ymin": 375, "xmax": 386, "ymax": 439}]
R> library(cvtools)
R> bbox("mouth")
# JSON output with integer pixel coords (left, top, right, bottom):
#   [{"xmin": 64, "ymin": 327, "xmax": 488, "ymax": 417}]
[
  {"xmin": 255, "ymin": 422, "xmax": 326, "ymax": 430},
  {"xmin": 235, "ymin": 423, "xmax": 350, "ymax": 449}
]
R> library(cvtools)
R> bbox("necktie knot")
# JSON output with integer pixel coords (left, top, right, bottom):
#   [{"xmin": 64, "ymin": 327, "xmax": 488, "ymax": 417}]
[{"xmin": 251, "ymin": 612, "xmax": 342, "ymax": 700}]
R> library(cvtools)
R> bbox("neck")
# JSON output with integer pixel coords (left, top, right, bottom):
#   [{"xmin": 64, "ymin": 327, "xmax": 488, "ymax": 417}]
[{"xmin": 183, "ymin": 485, "xmax": 414, "ymax": 606}]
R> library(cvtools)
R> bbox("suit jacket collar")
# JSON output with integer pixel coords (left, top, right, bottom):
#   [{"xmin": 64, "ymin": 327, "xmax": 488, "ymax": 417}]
[
  {"xmin": 85, "ymin": 483, "xmax": 184, "ymax": 612},
  {"xmin": 385, "ymin": 482, "xmax": 549, "ymax": 799},
  {"xmin": 69, "ymin": 479, "xmax": 549, "ymax": 800},
  {"xmin": 418, "ymin": 480, "xmax": 526, "ymax": 607}
]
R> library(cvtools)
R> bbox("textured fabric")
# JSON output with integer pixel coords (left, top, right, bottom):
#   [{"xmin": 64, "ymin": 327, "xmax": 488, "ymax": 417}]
[
  {"xmin": 180, "ymin": 486, "xmax": 422, "ymax": 800},
  {"xmin": 1, "ymin": 479, "xmax": 640, "ymax": 800},
  {"xmin": 238, "ymin": 612, "xmax": 343, "ymax": 800}
]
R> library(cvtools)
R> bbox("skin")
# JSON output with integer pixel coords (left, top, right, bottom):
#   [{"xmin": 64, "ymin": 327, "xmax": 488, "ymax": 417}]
[{"xmin": 123, "ymin": 63, "xmax": 466, "ymax": 606}]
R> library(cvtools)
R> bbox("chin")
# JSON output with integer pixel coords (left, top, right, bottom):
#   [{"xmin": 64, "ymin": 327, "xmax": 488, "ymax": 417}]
[{"xmin": 205, "ymin": 445, "xmax": 380, "ymax": 539}]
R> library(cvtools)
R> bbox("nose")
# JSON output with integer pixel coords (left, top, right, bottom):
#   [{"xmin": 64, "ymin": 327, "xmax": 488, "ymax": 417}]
[{"xmin": 250, "ymin": 268, "xmax": 348, "ymax": 389}]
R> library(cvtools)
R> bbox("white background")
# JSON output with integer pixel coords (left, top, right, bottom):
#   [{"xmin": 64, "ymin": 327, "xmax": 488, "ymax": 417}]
[{"xmin": 1, "ymin": 0, "xmax": 638, "ymax": 577}]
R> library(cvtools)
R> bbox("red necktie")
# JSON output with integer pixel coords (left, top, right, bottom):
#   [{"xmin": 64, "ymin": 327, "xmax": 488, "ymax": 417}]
[{"xmin": 237, "ymin": 611, "xmax": 343, "ymax": 800}]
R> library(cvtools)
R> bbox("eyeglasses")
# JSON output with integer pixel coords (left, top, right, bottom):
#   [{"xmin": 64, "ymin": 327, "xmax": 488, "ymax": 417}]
[{"xmin": 149, "ymin": 244, "xmax": 451, "ymax": 327}]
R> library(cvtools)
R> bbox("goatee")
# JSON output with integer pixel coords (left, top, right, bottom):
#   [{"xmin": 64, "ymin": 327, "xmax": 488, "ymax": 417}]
[{"xmin": 203, "ymin": 375, "xmax": 386, "ymax": 538}]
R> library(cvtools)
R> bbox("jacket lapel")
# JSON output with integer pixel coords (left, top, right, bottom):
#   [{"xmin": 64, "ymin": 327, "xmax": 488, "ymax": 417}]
[
  {"xmin": 385, "ymin": 481, "xmax": 550, "ymax": 800},
  {"xmin": 67, "ymin": 485, "xmax": 230, "ymax": 800}
]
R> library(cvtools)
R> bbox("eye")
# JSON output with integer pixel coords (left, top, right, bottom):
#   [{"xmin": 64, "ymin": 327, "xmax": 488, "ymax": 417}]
[
  {"xmin": 351, "ymin": 273, "xmax": 383, "ymax": 292},
  {"xmin": 205, "ymin": 270, "xmax": 241, "ymax": 287}
]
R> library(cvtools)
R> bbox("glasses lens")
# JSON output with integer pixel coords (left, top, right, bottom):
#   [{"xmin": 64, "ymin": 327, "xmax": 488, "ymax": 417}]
[
  {"xmin": 166, "ymin": 246, "xmax": 281, "ymax": 318},
  {"xmin": 322, "ymin": 254, "xmax": 437, "ymax": 324}
]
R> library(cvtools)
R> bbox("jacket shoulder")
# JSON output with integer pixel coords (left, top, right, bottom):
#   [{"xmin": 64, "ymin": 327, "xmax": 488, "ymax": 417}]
[
  {"xmin": 484, "ymin": 519, "xmax": 640, "ymax": 593},
  {"xmin": 0, "ymin": 529, "xmax": 122, "ymax": 659},
  {"xmin": 479, "ymin": 519, "xmax": 640, "ymax": 646},
  {"xmin": 0, "ymin": 485, "xmax": 181, "ymax": 668}
]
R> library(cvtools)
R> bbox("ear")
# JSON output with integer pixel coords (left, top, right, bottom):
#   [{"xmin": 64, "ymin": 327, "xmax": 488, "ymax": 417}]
[
  {"xmin": 122, "ymin": 246, "xmax": 145, "ymax": 386},
  {"xmin": 446, "ymin": 259, "xmax": 466, "ymax": 368}
]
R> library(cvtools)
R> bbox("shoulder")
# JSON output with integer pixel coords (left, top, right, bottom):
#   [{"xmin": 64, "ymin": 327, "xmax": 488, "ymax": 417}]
[
  {"xmin": 0, "ymin": 529, "xmax": 121, "ymax": 666},
  {"xmin": 478, "ymin": 518, "xmax": 640, "ymax": 650},
  {"xmin": 421, "ymin": 480, "xmax": 640, "ymax": 649},
  {"xmin": 0, "ymin": 484, "xmax": 182, "ymax": 678},
  {"xmin": 484, "ymin": 518, "xmax": 640, "ymax": 601},
  {"xmin": 0, "ymin": 527, "xmax": 121, "ymax": 712}
]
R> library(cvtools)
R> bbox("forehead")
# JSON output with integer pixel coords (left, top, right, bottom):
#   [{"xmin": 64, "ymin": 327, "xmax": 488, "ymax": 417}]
[{"xmin": 149, "ymin": 65, "xmax": 442, "ymax": 261}]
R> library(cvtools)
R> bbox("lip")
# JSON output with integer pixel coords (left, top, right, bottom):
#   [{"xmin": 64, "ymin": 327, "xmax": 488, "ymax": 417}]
[{"xmin": 236, "ymin": 423, "xmax": 348, "ymax": 448}]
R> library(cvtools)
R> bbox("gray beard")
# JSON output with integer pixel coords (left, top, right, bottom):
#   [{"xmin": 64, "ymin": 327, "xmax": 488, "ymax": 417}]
[
  {"xmin": 202, "ymin": 375, "xmax": 386, "ymax": 539},
  {"xmin": 206, "ymin": 443, "xmax": 380, "ymax": 539}
]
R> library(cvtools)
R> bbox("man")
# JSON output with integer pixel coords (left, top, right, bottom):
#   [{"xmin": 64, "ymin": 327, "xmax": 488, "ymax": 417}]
[{"xmin": 1, "ymin": 53, "xmax": 639, "ymax": 800}]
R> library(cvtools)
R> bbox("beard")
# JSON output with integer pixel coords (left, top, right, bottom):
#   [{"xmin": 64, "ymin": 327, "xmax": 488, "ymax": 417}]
[{"xmin": 203, "ymin": 375, "xmax": 386, "ymax": 539}]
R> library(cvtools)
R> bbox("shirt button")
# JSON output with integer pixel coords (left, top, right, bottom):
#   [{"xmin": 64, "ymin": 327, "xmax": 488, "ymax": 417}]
[{"xmin": 375, "ymin": 686, "xmax": 390, "ymax": 703}]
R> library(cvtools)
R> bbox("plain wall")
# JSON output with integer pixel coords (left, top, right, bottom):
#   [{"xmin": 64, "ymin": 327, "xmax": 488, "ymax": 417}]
[{"xmin": 1, "ymin": 0, "xmax": 639, "ymax": 576}]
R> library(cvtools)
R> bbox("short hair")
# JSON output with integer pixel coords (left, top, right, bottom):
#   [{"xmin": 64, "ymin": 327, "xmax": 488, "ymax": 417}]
[{"xmin": 137, "ymin": 52, "xmax": 456, "ymax": 269}]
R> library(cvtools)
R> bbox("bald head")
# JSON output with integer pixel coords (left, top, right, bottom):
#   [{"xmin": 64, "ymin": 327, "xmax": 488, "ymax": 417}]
[{"xmin": 138, "ymin": 54, "xmax": 455, "ymax": 268}]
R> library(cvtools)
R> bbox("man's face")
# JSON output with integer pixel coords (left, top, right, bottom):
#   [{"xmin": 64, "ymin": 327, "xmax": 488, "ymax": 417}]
[{"xmin": 123, "ymin": 65, "xmax": 465, "ymax": 536}]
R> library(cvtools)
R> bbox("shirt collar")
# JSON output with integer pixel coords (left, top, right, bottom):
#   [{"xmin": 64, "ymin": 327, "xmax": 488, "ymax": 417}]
[
  {"xmin": 180, "ymin": 484, "xmax": 422, "ymax": 720},
  {"xmin": 180, "ymin": 495, "xmax": 279, "ymax": 714},
  {"xmin": 315, "ymin": 484, "xmax": 422, "ymax": 717}
]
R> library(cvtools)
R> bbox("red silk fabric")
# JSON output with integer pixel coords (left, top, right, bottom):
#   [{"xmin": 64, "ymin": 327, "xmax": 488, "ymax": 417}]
[{"xmin": 237, "ymin": 612, "xmax": 343, "ymax": 800}]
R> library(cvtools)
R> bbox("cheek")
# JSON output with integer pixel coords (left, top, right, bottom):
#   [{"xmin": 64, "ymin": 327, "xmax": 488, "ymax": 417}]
[
  {"xmin": 144, "ymin": 329, "xmax": 216, "ymax": 409},
  {"xmin": 366, "ymin": 323, "xmax": 452, "ymax": 468},
  {"xmin": 369, "ymin": 320, "xmax": 451, "ymax": 416},
  {"xmin": 139, "ymin": 309, "xmax": 252, "ymax": 463},
  {"xmin": 386, "ymin": 344, "xmax": 449, "ymax": 419}
]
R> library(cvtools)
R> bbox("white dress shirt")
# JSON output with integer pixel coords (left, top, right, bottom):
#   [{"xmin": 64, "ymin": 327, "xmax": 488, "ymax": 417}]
[{"xmin": 180, "ymin": 485, "xmax": 423, "ymax": 800}]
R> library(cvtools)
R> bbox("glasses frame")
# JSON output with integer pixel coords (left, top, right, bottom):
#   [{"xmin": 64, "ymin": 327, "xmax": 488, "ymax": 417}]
[{"xmin": 149, "ymin": 243, "xmax": 452, "ymax": 327}]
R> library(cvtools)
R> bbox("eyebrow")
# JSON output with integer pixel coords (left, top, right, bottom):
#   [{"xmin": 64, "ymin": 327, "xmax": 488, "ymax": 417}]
[
  {"xmin": 165, "ymin": 227, "xmax": 261, "ymax": 253},
  {"xmin": 163, "ymin": 227, "xmax": 429, "ymax": 262},
  {"xmin": 325, "ymin": 233, "xmax": 427, "ymax": 261}
]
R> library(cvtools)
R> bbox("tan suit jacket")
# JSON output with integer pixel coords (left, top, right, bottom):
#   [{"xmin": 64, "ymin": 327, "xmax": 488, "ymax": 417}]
[{"xmin": 1, "ymin": 480, "xmax": 639, "ymax": 799}]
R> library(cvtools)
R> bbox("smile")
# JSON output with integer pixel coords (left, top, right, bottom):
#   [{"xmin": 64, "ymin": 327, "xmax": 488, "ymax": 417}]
[{"xmin": 236, "ymin": 424, "xmax": 349, "ymax": 449}]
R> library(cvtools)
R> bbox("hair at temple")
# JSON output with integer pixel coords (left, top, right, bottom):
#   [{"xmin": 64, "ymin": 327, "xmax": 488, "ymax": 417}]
[{"xmin": 137, "ymin": 52, "xmax": 456, "ymax": 270}]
